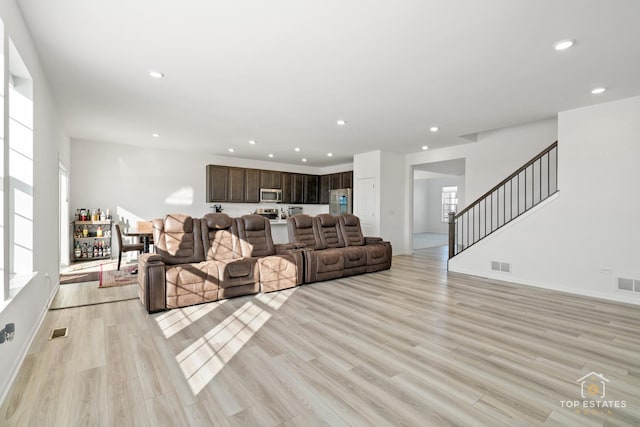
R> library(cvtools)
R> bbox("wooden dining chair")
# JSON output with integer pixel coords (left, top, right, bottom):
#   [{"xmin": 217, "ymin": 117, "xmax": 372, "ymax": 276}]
[{"xmin": 115, "ymin": 224, "xmax": 144, "ymax": 270}]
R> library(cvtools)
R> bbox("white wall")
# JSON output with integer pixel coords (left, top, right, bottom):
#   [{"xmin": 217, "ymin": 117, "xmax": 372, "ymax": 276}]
[
  {"xmin": 0, "ymin": 1, "xmax": 69, "ymax": 403},
  {"xmin": 380, "ymin": 152, "xmax": 406, "ymax": 254},
  {"xmin": 407, "ymin": 118, "xmax": 558, "ymax": 203},
  {"xmin": 450, "ymin": 96, "xmax": 640, "ymax": 304},
  {"xmin": 413, "ymin": 179, "xmax": 429, "ymax": 233},
  {"xmin": 70, "ymin": 140, "xmax": 332, "ymax": 250}
]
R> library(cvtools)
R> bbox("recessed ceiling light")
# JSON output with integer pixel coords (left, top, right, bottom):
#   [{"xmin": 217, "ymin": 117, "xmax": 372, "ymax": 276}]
[
  {"xmin": 149, "ymin": 71, "xmax": 164, "ymax": 79},
  {"xmin": 553, "ymin": 39, "xmax": 575, "ymax": 51},
  {"xmin": 430, "ymin": 126, "xmax": 439, "ymax": 132},
  {"xmin": 249, "ymin": 140, "xmax": 256, "ymax": 145},
  {"xmin": 268, "ymin": 153, "xmax": 274, "ymax": 158},
  {"xmin": 301, "ymin": 158, "xmax": 307, "ymax": 162},
  {"xmin": 294, "ymin": 147, "xmax": 301, "ymax": 152},
  {"xmin": 336, "ymin": 120, "xmax": 346, "ymax": 126},
  {"xmin": 327, "ymin": 152, "xmax": 333, "ymax": 157},
  {"xmin": 591, "ymin": 87, "xmax": 606, "ymax": 94},
  {"xmin": 151, "ymin": 133, "xmax": 160, "ymax": 138},
  {"xmin": 228, "ymin": 148, "xmax": 235, "ymax": 153},
  {"xmin": 422, "ymin": 145, "xmax": 429, "ymax": 151}
]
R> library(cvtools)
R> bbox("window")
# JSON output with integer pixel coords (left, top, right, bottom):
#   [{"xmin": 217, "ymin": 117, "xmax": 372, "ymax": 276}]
[
  {"xmin": 1, "ymin": 28, "xmax": 34, "ymax": 302},
  {"xmin": 442, "ymin": 186, "xmax": 458, "ymax": 222}
]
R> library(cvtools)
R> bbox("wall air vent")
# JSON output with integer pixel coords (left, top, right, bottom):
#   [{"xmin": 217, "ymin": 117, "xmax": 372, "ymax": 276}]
[
  {"xmin": 491, "ymin": 261, "xmax": 511, "ymax": 273},
  {"xmin": 617, "ymin": 278, "xmax": 640, "ymax": 293}
]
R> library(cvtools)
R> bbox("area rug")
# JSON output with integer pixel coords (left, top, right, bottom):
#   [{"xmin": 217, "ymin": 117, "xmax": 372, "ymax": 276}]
[
  {"xmin": 99, "ymin": 265, "xmax": 138, "ymax": 288},
  {"xmin": 60, "ymin": 271, "xmax": 100, "ymax": 284}
]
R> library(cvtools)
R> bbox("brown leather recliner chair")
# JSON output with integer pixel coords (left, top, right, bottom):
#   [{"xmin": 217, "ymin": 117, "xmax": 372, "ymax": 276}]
[
  {"xmin": 338, "ymin": 213, "xmax": 392, "ymax": 272},
  {"xmin": 235, "ymin": 214, "xmax": 303, "ymax": 292},
  {"xmin": 200, "ymin": 213, "xmax": 259, "ymax": 300},
  {"xmin": 138, "ymin": 214, "xmax": 218, "ymax": 313}
]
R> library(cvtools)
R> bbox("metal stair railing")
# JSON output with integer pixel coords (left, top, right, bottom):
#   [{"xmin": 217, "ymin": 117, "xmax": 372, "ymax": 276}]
[{"xmin": 448, "ymin": 141, "xmax": 558, "ymax": 258}]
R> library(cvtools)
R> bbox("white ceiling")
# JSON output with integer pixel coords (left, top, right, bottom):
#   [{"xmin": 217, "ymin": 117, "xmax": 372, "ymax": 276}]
[{"xmin": 16, "ymin": 0, "xmax": 640, "ymax": 167}]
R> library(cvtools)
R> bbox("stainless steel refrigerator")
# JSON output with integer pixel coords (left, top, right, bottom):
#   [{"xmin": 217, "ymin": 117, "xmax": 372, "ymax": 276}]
[{"xmin": 329, "ymin": 189, "xmax": 352, "ymax": 215}]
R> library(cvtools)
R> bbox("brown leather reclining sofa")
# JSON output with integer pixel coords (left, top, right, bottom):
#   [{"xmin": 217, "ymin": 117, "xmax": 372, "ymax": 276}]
[
  {"xmin": 138, "ymin": 213, "xmax": 303, "ymax": 313},
  {"xmin": 286, "ymin": 213, "xmax": 392, "ymax": 283}
]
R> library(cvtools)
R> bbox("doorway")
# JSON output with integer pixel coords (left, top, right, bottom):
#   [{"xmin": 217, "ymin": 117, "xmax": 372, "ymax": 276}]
[
  {"xmin": 412, "ymin": 158, "xmax": 465, "ymax": 252},
  {"xmin": 59, "ymin": 161, "xmax": 69, "ymax": 267}
]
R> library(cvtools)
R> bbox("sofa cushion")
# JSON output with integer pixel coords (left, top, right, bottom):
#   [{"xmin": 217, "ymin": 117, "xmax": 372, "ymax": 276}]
[
  {"xmin": 342, "ymin": 246, "xmax": 367, "ymax": 268},
  {"xmin": 164, "ymin": 262, "xmax": 219, "ymax": 308},
  {"xmin": 163, "ymin": 214, "xmax": 195, "ymax": 257},
  {"xmin": 201, "ymin": 214, "xmax": 239, "ymax": 261},
  {"xmin": 236, "ymin": 215, "xmax": 276, "ymax": 257},
  {"xmin": 165, "ymin": 214, "xmax": 193, "ymax": 233},
  {"xmin": 365, "ymin": 244, "xmax": 390, "ymax": 265},
  {"xmin": 204, "ymin": 213, "xmax": 233, "ymax": 230},
  {"xmin": 242, "ymin": 215, "xmax": 267, "ymax": 231},
  {"xmin": 287, "ymin": 214, "xmax": 323, "ymax": 249},
  {"xmin": 258, "ymin": 254, "xmax": 298, "ymax": 292},
  {"xmin": 338, "ymin": 214, "xmax": 366, "ymax": 246},
  {"xmin": 153, "ymin": 214, "xmax": 204, "ymax": 264},
  {"xmin": 315, "ymin": 248, "xmax": 345, "ymax": 273},
  {"xmin": 315, "ymin": 214, "xmax": 345, "ymax": 249}
]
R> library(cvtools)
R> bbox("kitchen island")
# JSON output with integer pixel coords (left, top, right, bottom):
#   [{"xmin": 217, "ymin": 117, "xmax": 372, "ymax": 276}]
[{"xmin": 269, "ymin": 219, "xmax": 289, "ymax": 244}]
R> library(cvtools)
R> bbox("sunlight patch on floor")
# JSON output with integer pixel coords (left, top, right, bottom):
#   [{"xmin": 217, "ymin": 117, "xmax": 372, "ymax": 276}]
[
  {"xmin": 175, "ymin": 288, "xmax": 296, "ymax": 395},
  {"xmin": 155, "ymin": 300, "xmax": 227, "ymax": 339}
]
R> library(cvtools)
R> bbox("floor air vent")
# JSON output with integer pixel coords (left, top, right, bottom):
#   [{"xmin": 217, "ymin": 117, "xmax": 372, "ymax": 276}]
[
  {"xmin": 49, "ymin": 327, "xmax": 68, "ymax": 340},
  {"xmin": 618, "ymin": 278, "xmax": 640, "ymax": 293}
]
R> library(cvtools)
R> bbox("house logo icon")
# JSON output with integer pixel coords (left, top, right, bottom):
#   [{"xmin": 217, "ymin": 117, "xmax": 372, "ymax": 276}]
[{"xmin": 577, "ymin": 372, "xmax": 609, "ymax": 399}]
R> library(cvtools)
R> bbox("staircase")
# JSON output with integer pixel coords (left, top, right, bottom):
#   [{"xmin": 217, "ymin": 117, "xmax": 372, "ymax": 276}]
[{"xmin": 448, "ymin": 141, "xmax": 558, "ymax": 258}]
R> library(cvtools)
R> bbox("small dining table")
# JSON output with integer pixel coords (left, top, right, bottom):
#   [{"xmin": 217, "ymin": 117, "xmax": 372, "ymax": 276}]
[{"xmin": 124, "ymin": 229, "xmax": 154, "ymax": 253}]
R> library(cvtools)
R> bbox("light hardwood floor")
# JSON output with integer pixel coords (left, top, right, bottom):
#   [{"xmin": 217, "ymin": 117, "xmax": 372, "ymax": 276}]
[
  {"xmin": 53, "ymin": 260, "xmax": 139, "ymax": 309},
  {"xmin": 2, "ymin": 247, "xmax": 639, "ymax": 426}
]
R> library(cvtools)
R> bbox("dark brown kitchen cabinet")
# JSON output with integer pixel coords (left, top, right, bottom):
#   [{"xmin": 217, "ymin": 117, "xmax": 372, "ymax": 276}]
[
  {"xmin": 291, "ymin": 174, "xmax": 305, "ymax": 204},
  {"xmin": 206, "ymin": 165, "xmax": 228, "ymax": 202},
  {"xmin": 245, "ymin": 168, "xmax": 260, "ymax": 202},
  {"xmin": 329, "ymin": 173, "xmax": 342, "ymax": 190},
  {"xmin": 341, "ymin": 171, "xmax": 353, "ymax": 189},
  {"xmin": 207, "ymin": 164, "xmax": 353, "ymax": 204},
  {"xmin": 281, "ymin": 173, "xmax": 292, "ymax": 203},
  {"xmin": 228, "ymin": 167, "xmax": 245, "ymax": 203},
  {"xmin": 260, "ymin": 170, "xmax": 281, "ymax": 189},
  {"xmin": 319, "ymin": 175, "xmax": 330, "ymax": 204},
  {"xmin": 304, "ymin": 174, "xmax": 319, "ymax": 204}
]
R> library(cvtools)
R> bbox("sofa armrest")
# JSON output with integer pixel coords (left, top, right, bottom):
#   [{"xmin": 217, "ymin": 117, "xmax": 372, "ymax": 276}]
[
  {"xmin": 278, "ymin": 242, "xmax": 308, "ymax": 250},
  {"xmin": 138, "ymin": 253, "xmax": 167, "ymax": 313},
  {"xmin": 140, "ymin": 253, "xmax": 163, "ymax": 264},
  {"xmin": 274, "ymin": 242, "xmax": 308, "ymax": 254},
  {"xmin": 364, "ymin": 237, "xmax": 384, "ymax": 244}
]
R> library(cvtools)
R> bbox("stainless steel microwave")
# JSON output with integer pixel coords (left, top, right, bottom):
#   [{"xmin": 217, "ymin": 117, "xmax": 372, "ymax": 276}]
[{"xmin": 260, "ymin": 188, "xmax": 282, "ymax": 203}]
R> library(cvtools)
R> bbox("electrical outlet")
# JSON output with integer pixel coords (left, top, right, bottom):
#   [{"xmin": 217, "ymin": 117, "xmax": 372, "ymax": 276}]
[{"xmin": 600, "ymin": 267, "xmax": 612, "ymax": 274}]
